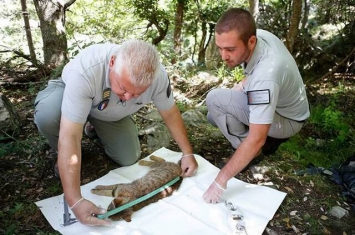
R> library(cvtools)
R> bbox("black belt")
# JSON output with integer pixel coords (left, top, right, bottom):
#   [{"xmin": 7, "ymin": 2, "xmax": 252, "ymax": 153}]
[
  {"xmin": 276, "ymin": 111, "xmax": 306, "ymax": 123},
  {"xmin": 297, "ymin": 119, "xmax": 306, "ymax": 123}
]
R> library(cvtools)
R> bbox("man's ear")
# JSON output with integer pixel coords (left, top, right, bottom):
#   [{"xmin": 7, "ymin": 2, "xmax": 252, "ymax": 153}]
[
  {"xmin": 248, "ymin": 35, "xmax": 257, "ymax": 50},
  {"xmin": 109, "ymin": 56, "xmax": 116, "ymax": 68}
]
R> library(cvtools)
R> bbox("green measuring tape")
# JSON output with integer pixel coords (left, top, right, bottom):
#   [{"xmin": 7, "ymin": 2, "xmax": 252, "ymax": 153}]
[{"xmin": 97, "ymin": 176, "xmax": 181, "ymax": 219}]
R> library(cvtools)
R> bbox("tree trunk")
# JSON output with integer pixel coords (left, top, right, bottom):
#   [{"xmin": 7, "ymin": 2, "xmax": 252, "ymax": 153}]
[
  {"xmin": 33, "ymin": 0, "xmax": 76, "ymax": 68},
  {"xmin": 249, "ymin": 0, "xmax": 259, "ymax": 22},
  {"xmin": 150, "ymin": 17, "xmax": 169, "ymax": 46},
  {"xmin": 286, "ymin": 0, "xmax": 302, "ymax": 54},
  {"xmin": 197, "ymin": 22, "xmax": 215, "ymax": 67},
  {"xmin": 20, "ymin": 0, "xmax": 38, "ymax": 66},
  {"xmin": 172, "ymin": 0, "xmax": 186, "ymax": 64},
  {"xmin": 301, "ymin": 0, "xmax": 309, "ymax": 30},
  {"xmin": 197, "ymin": 21, "xmax": 207, "ymax": 66}
]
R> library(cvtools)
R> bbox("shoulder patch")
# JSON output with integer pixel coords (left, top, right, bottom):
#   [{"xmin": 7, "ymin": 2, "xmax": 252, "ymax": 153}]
[{"xmin": 247, "ymin": 89, "xmax": 270, "ymax": 105}]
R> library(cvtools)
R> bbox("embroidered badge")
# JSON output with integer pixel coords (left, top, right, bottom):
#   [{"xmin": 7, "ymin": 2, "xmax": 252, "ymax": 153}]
[
  {"xmin": 247, "ymin": 89, "xmax": 270, "ymax": 105},
  {"xmin": 98, "ymin": 88, "xmax": 111, "ymax": 111}
]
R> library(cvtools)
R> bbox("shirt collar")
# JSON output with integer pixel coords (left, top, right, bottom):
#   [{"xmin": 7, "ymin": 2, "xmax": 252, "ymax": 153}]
[{"xmin": 244, "ymin": 36, "xmax": 265, "ymax": 75}]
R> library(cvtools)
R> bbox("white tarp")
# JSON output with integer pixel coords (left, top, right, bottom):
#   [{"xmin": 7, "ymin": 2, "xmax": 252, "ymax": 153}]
[{"xmin": 36, "ymin": 147, "xmax": 286, "ymax": 235}]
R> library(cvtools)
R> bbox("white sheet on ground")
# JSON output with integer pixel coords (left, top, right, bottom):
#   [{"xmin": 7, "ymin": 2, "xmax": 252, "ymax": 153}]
[{"xmin": 35, "ymin": 147, "xmax": 286, "ymax": 235}]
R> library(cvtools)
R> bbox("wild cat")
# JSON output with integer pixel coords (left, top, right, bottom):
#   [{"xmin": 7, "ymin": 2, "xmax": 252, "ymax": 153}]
[{"xmin": 91, "ymin": 155, "xmax": 183, "ymax": 222}]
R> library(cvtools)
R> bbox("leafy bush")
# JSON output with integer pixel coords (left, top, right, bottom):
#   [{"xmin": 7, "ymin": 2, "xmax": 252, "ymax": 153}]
[
  {"xmin": 215, "ymin": 64, "xmax": 244, "ymax": 82},
  {"xmin": 309, "ymin": 101, "xmax": 351, "ymax": 147},
  {"xmin": 279, "ymin": 95, "xmax": 354, "ymax": 168}
]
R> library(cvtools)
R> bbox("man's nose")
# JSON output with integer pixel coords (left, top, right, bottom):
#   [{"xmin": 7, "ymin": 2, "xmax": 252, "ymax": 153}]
[
  {"xmin": 220, "ymin": 50, "xmax": 229, "ymax": 60},
  {"xmin": 124, "ymin": 92, "xmax": 133, "ymax": 101}
]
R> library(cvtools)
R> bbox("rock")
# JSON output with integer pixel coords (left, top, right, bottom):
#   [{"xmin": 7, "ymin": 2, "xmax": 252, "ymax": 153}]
[
  {"xmin": 139, "ymin": 123, "xmax": 171, "ymax": 153},
  {"xmin": 265, "ymin": 227, "xmax": 279, "ymax": 235},
  {"xmin": 181, "ymin": 109, "xmax": 208, "ymax": 127},
  {"xmin": 0, "ymin": 94, "xmax": 21, "ymax": 139},
  {"xmin": 142, "ymin": 109, "xmax": 162, "ymax": 122},
  {"xmin": 205, "ymin": 35, "xmax": 222, "ymax": 69},
  {"xmin": 250, "ymin": 165, "xmax": 270, "ymax": 180},
  {"xmin": 210, "ymin": 130, "xmax": 224, "ymax": 139},
  {"xmin": 195, "ymin": 105, "xmax": 208, "ymax": 115},
  {"xmin": 328, "ymin": 206, "xmax": 349, "ymax": 219}
]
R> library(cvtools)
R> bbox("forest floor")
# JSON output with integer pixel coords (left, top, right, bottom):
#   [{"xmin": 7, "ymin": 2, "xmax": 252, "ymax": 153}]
[{"xmin": 0, "ymin": 70, "xmax": 355, "ymax": 235}]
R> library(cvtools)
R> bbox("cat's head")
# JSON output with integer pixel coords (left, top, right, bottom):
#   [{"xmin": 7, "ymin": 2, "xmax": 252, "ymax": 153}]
[{"xmin": 107, "ymin": 197, "xmax": 133, "ymax": 222}]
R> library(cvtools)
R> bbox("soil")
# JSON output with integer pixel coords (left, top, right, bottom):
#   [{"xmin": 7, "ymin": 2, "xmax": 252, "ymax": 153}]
[{"xmin": 1, "ymin": 71, "xmax": 355, "ymax": 235}]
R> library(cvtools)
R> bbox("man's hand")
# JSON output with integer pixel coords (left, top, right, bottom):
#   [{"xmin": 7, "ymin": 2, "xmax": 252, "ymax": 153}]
[
  {"xmin": 180, "ymin": 154, "xmax": 198, "ymax": 177},
  {"xmin": 203, "ymin": 180, "xmax": 226, "ymax": 204},
  {"xmin": 71, "ymin": 198, "xmax": 111, "ymax": 226}
]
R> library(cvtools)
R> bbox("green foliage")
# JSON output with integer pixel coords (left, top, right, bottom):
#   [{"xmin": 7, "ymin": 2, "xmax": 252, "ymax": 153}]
[
  {"xmin": 8, "ymin": 203, "xmax": 25, "ymax": 216},
  {"xmin": 175, "ymin": 99, "xmax": 189, "ymax": 113},
  {"xmin": 46, "ymin": 182, "xmax": 63, "ymax": 195},
  {"xmin": 279, "ymin": 98, "xmax": 354, "ymax": 168},
  {"xmin": 230, "ymin": 67, "xmax": 244, "ymax": 82},
  {"xmin": 215, "ymin": 64, "xmax": 244, "ymax": 82},
  {"xmin": 216, "ymin": 63, "xmax": 229, "ymax": 79},
  {"xmin": 0, "ymin": 134, "xmax": 47, "ymax": 159},
  {"xmin": 309, "ymin": 101, "xmax": 351, "ymax": 146},
  {"xmin": 1, "ymin": 203, "xmax": 24, "ymax": 235},
  {"xmin": 49, "ymin": 63, "xmax": 66, "ymax": 79},
  {"xmin": 65, "ymin": 0, "xmax": 140, "ymax": 54},
  {"xmin": 1, "ymin": 202, "xmax": 60, "ymax": 235}
]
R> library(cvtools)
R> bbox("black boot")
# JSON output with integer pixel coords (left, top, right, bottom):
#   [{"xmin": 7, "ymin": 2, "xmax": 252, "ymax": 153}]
[{"xmin": 262, "ymin": 136, "xmax": 290, "ymax": 155}]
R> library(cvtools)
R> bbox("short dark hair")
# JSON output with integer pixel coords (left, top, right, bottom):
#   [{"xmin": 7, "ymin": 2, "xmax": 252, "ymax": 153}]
[{"xmin": 215, "ymin": 8, "xmax": 256, "ymax": 44}]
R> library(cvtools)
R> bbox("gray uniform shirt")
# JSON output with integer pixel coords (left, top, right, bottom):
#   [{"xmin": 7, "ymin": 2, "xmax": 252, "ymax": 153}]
[
  {"xmin": 244, "ymin": 29, "xmax": 310, "ymax": 124},
  {"xmin": 61, "ymin": 43, "xmax": 174, "ymax": 124}
]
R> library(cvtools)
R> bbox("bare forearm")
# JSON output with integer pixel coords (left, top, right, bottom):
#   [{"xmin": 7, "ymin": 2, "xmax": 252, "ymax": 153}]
[
  {"xmin": 215, "ymin": 133, "xmax": 266, "ymax": 187},
  {"xmin": 217, "ymin": 142, "xmax": 259, "ymax": 185},
  {"xmin": 58, "ymin": 134, "xmax": 82, "ymax": 206}
]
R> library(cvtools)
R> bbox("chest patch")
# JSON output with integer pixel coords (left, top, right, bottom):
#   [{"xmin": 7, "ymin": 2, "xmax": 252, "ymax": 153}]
[
  {"xmin": 98, "ymin": 88, "xmax": 111, "ymax": 111},
  {"xmin": 247, "ymin": 89, "xmax": 270, "ymax": 105}
]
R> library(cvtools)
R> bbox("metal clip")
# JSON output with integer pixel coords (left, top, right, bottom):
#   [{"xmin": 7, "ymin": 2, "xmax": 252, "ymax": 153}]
[
  {"xmin": 224, "ymin": 200, "xmax": 248, "ymax": 235},
  {"xmin": 62, "ymin": 196, "xmax": 78, "ymax": 226}
]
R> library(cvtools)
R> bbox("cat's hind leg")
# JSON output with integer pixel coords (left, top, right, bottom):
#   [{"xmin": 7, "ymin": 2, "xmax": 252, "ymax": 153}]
[
  {"xmin": 91, "ymin": 184, "xmax": 119, "ymax": 196},
  {"xmin": 138, "ymin": 159, "xmax": 152, "ymax": 166},
  {"xmin": 149, "ymin": 155, "xmax": 165, "ymax": 162},
  {"xmin": 92, "ymin": 184, "xmax": 119, "ymax": 190},
  {"xmin": 138, "ymin": 155, "xmax": 165, "ymax": 166}
]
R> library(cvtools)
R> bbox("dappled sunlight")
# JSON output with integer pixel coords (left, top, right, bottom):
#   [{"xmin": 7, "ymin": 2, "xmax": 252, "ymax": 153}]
[{"xmin": 68, "ymin": 154, "xmax": 80, "ymax": 165}]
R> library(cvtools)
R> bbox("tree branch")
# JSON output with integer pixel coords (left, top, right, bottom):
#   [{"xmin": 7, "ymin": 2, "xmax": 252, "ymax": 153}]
[
  {"xmin": 64, "ymin": 0, "xmax": 76, "ymax": 9},
  {"xmin": 0, "ymin": 48, "xmax": 43, "ymax": 68},
  {"xmin": 318, "ymin": 46, "xmax": 355, "ymax": 81}
]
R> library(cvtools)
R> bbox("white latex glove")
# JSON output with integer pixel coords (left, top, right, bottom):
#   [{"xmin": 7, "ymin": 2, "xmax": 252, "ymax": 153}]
[{"xmin": 203, "ymin": 180, "xmax": 226, "ymax": 204}]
